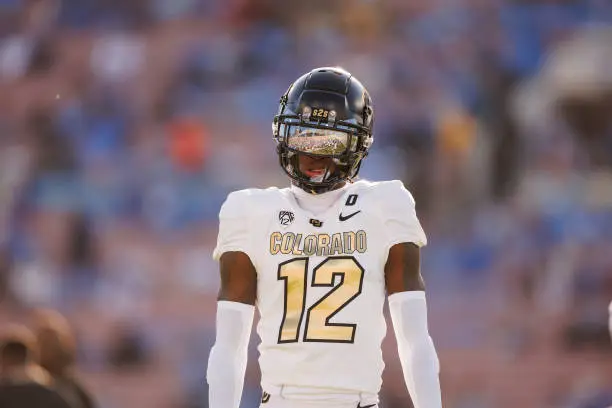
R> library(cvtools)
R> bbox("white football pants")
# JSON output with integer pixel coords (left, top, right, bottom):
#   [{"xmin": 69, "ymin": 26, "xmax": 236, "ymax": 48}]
[{"xmin": 258, "ymin": 386, "xmax": 378, "ymax": 408}]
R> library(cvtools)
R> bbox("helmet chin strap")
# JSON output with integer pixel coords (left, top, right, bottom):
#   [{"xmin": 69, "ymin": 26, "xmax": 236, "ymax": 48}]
[
  {"xmin": 307, "ymin": 165, "xmax": 332, "ymax": 183},
  {"xmin": 295, "ymin": 168, "xmax": 346, "ymax": 194},
  {"xmin": 282, "ymin": 150, "xmax": 354, "ymax": 194}
]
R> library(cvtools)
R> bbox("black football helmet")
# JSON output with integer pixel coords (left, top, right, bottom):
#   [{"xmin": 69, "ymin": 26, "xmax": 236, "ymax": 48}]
[{"xmin": 273, "ymin": 67, "xmax": 374, "ymax": 194}]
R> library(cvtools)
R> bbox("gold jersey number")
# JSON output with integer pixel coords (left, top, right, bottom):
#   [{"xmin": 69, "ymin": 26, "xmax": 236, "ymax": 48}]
[{"xmin": 277, "ymin": 256, "xmax": 364, "ymax": 343}]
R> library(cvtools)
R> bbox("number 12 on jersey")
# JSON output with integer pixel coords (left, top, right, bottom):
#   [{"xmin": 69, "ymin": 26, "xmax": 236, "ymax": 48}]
[{"xmin": 277, "ymin": 256, "xmax": 364, "ymax": 344}]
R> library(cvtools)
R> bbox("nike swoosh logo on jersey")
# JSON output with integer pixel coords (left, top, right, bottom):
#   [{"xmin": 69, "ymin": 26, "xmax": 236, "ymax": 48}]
[
  {"xmin": 356, "ymin": 404, "xmax": 376, "ymax": 408},
  {"xmin": 339, "ymin": 210, "xmax": 361, "ymax": 221}
]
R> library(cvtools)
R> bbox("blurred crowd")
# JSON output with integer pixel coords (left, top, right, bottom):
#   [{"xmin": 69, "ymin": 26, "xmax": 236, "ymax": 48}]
[
  {"xmin": 0, "ymin": 0, "xmax": 611, "ymax": 407},
  {"xmin": 0, "ymin": 310, "xmax": 94, "ymax": 408}
]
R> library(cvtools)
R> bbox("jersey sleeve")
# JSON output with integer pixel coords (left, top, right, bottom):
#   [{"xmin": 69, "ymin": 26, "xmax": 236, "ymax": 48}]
[
  {"xmin": 212, "ymin": 191, "xmax": 253, "ymax": 261},
  {"xmin": 380, "ymin": 180, "xmax": 427, "ymax": 249}
]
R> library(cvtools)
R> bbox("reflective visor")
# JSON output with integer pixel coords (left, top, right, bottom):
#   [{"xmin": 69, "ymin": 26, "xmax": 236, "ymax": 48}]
[{"xmin": 285, "ymin": 125, "xmax": 354, "ymax": 156}]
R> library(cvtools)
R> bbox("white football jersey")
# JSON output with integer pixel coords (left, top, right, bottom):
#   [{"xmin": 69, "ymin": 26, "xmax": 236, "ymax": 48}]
[{"xmin": 213, "ymin": 180, "xmax": 427, "ymax": 396}]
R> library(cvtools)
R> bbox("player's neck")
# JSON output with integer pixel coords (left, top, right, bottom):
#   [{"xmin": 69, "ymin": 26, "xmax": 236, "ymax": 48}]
[{"xmin": 290, "ymin": 183, "xmax": 348, "ymax": 214}]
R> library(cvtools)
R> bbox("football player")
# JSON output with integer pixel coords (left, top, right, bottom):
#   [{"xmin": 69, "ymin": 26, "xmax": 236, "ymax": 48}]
[{"xmin": 207, "ymin": 67, "xmax": 442, "ymax": 408}]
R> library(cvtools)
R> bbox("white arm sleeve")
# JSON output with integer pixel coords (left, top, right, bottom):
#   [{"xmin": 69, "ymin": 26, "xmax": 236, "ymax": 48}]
[
  {"xmin": 608, "ymin": 300, "xmax": 612, "ymax": 342},
  {"xmin": 389, "ymin": 291, "xmax": 442, "ymax": 408},
  {"xmin": 381, "ymin": 181, "xmax": 427, "ymax": 249},
  {"xmin": 207, "ymin": 301, "xmax": 255, "ymax": 408}
]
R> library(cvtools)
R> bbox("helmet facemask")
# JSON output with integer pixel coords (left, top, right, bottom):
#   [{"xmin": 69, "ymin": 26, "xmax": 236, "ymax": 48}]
[{"xmin": 274, "ymin": 107, "xmax": 372, "ymax": 194}]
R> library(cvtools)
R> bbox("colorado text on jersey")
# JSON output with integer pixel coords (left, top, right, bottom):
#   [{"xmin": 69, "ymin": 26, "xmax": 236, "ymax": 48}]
[{"xmin": 269, "ymin": 231, "xmax": 367, "ymax": 256}]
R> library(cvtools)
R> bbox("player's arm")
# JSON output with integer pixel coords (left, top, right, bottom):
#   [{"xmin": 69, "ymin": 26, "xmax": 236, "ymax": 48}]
[
  {"xmin": 207, "ymin": 252, "xmax": 256, "ymax": 408},
  {"xmin": 382, "ymin": 181, "xmax": 441, "ymax": 408},
  {"xmin": 385, "ymin": 243, "xmax": 441, "ymax": 408},
  {"xmin": 207, "ymin": 192, "xmax": 257, "ymax": 408}
]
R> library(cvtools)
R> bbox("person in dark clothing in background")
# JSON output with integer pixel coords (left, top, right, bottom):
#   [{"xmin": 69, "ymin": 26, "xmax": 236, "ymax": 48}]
[
  {"xmin": 0, "ymin": 325, "xmax": 72, "ymax": 408},
  {"xmin": 0, "ymin": 250, "xmax": 11, "ymax": 306},
  {"xmin": 33, "ymin": 310, "xmax": 97, "ymax": 408},
  {"xmin": 64, "ymin": 213, "xmax": 100, "ymax": 303}
]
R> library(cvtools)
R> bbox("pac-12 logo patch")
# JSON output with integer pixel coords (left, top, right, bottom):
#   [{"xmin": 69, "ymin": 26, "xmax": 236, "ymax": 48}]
[{"xmin": 279, "ymin": 210, "xmax": 295, "ymax": 226}]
